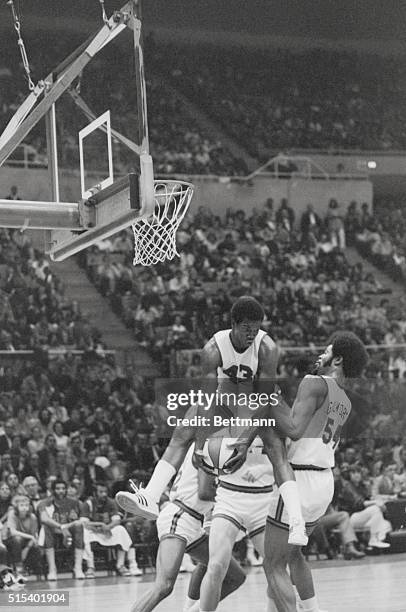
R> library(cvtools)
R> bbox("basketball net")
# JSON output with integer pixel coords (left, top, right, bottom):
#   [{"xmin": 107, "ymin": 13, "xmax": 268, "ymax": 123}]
[{"xmin": 132, "ymin": 180, "xmax": 194, "ymax": 266}]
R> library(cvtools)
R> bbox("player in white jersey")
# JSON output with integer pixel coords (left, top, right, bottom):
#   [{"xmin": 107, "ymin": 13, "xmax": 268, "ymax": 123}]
[
  {"xmin": 130, "ymin": 445, "xmax": 245, "ymax": 612},
  {"xmin": 198, "ymin": 436, "xmax": 274, "ymax": 612},
  {"xmin": 261, "ymin": 331, "xmax": 368, "ymax": 612},
  {"xmin": 116, "ymin": 297, "xmax": 307, "ymax": 547}
]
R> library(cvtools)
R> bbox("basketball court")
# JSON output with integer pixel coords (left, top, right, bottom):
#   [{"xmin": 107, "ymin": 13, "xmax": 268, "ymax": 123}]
[{"xmin": 12, "ymin": 554, "xmax": 404, "ymax": 612}]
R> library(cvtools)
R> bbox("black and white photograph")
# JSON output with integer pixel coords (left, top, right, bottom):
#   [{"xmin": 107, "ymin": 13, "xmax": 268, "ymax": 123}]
[{"xmin": 0, "ymin": 1, "xmax": 405, "ymax": 610}]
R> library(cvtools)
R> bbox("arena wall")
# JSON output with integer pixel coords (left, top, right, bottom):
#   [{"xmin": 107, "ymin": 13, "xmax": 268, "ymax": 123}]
[{"xmin": 0, "ymin": 167, "xmax": 372, "ymax": 225}]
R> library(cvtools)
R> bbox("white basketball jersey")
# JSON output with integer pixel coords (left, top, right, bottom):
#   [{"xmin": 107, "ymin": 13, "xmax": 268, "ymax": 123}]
[
  {"xmin": 169, "ymin": 445, "xmax": 213, "ymax": 516},
  {"xmin": 288, "ymin": 375, "xmax": 352, "ymax": 468},
  {"xmin": 213, "ymin": 329, "xmax": 267, "ymax": 382},
  {"xmin": 219, "ymin": 436, "xmax": 274, "ymax": 490}
]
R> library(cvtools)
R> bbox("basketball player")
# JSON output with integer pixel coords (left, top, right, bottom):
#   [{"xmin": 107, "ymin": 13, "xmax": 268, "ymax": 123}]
[
  {"xmin": 198, "ymin": 437, "xmax": 274, "ymax": 612},
  {"xmin": 262, "ymin": 332, "xmax": 368, "ymax": 612},
  {"xmin": 116, "ymin": 296, "xmax": 307, "ymax": 546},
  {"xmin": 130, "ymin": 444, "xmax": 245, "ymax": 612}
]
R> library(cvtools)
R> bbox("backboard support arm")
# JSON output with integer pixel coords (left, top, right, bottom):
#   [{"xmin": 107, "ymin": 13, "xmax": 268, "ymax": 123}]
[{"xmin": 0, "ymin": 1, "xmax": 157, "ymax": 262}]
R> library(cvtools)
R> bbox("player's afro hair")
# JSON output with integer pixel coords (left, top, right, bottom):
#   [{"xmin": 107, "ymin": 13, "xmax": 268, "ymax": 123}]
[
  {"xmin": 231, "ymin": 296, "xmax": 264, "ymax": 324},
  {"xmin": 329, "ymin": 331, "xmax": 368, "ymax": 378}
]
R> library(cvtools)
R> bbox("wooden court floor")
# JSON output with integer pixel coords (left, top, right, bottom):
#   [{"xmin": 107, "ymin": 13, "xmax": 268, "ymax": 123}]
[{"xmin": 16, "ymin": 553, "xmax": 406, "ymax": 612}]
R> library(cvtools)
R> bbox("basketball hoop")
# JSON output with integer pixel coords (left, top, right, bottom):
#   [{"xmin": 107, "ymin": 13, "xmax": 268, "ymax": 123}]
[{"xmin": 132, "ymin": 180, "xmax": 194, "ymax": 266}]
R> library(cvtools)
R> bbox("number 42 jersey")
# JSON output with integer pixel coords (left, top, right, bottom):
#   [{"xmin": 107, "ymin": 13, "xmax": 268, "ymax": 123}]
[{"xmin": 287, "ymin": 375, "xmax": 352, "ymax": 469}]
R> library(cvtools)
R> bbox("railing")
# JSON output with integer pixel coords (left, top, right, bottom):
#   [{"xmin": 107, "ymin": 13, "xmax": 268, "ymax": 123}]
[
  {"xmin": 0, "ymin": 348, "xmax": 116, "ymax": 356},
  {"xmin": 2, "ymin": 147, "xmax": 370, "ymax": 182},
  {"xmin": 3, "ymin": 143, "xmax": 47, "ymax": 168}
]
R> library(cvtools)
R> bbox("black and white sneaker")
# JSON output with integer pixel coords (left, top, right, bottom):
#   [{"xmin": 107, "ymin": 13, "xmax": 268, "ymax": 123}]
[{"xmin": 115, "ymin": 481, "xmax": 159, "ymax": 520}]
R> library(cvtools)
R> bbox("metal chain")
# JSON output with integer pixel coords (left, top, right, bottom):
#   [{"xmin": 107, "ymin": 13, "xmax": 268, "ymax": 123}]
[
  {"xmin": 98, "ymin": 0, "xmax": 111, "ymax": 28},
  {"xmin": 6, "ymin": 0, "xmax": 35, "ymax": 91},
  {"xmin": 75, "ymin": 72, "xmax": 83, "ymax": 95}
]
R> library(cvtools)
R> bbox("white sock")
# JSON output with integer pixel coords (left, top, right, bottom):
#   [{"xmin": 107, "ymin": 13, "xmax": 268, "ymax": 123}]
[
  {"xmin": 293, "ymin": 586, "xmax": 302, "ymax": 607},
  {"xmin": 266, "ymin": 596, "xmax": 279, "ymax": 612},
  {"xmin": 188, "ymin": 603, "xmax": 200, "ymax": 612},
  {"xmin": 279, "ymin": 481, "xmax": 304, "ymax": 524},
  {"xmin": 144, "ymin": 460, "xmax": 177, "ymax": 502},
  {"xmin": 127, "ymin": 547, "xmax": 138, "ymax": 566},
  {"xmin": 300, "ymin": 596, "xmax": 319, "ymax": 612},
  {"xmin": 183, "ymin": 597, "xmax": 198, "ymax": 611}
]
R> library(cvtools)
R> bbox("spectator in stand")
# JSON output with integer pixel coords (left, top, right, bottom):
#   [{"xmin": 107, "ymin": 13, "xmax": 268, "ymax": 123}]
[
  {"xmin": 21, "ymin": 476, "xmax": 42, "ymax": 511},
  {"xmin": 66, "ymin": 432, "xmax": 86, "ymax": 466},
  {"xmin": 38, "ymin": 479, "xmax": 85, "ymax": 580},
  {"xmin": 0, "ymin": 481, "xmax": 11, "ymax": 524},
  {"xmin": 82, "ymin": 482, "xmax": 136, "ymax": 577},
  {"xmin": 300, "ymin": 203, "xmax": 322, "ymax": 245},
  {"xmin": 37, "ymin": 409, "xmax": 55, "ymax": 437},
  {"xmin": 20, "ymin": 454, "xmax": 43, "ymax": 490},
  {"xmin": 326, "ymin": 199, "xmax": 346, "ymax": 249},
  {"xmin": 9, "ymin": 435, "xmax": 24, "ymax": 473},
  {"xmin": 6, "ymin": 473, "xmax": 25, "ymax": 497},
  {"xmin": 54, "ymin": 450, "xmax": 74, "ymax": 483},
  {"xmin": 360, "ymin": 203, "xmax": 374, "ymax": 230},
  {"xmin": 5, "ymin": 494, "xmax": 42, "ymax": 576},
  {"xmin": 105, "ymin": 448, "xmax": 127, "ymax": 490},
  {"xmin": 38, "ymin": 434, "xmax": 58, "ymax": 480},
  {"xmin": 168, "ymin": 270, "xmax": 190, "ymax": 293},
  {"xmin": 82, "ymin": 450, "xmax": 107, "ymax": 497},
  {"xmin": 372, "ymin": 462, "xmax": 405, "ymax": 498},
  {"xmin": 5, "ymin": 186, "xmax": 21, "ymax": 201},
  {"xmin": 0, "ymin": 420, "xmax": 14, "ymax": 454},
  {"xmin": 310, "ymin": 504, "xmax": 365, "ymax": 560},
  {"xmin": 276, "ymin": 198, "xmax": 295, "ymax": 228},
  {"xmin": 345, "ymin": 201, "xmax": 362, "ymax": 246},
  {"xmin": 0, "ymin": 453, "xmax": 14, "ymax": 481},
  {"xmin": 337, "ymin": 466, "xmax": 391, "ymax": 549},
  {"xmin": 63, "ymin": 408, "xmax": 83, "ymax": 437},
  {"xmin": 89, "ymin": 407, "xmax": 110, "ymax": 438},
  {"xmin": 133, "ymin": 433, "xmax": 157, "ymax": 473},
  {"xmin": 53, "ymin": 421, "xmax": 69, "ymax": 451}
]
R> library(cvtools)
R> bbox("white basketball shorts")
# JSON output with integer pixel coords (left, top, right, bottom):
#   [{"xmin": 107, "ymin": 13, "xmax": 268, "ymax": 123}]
[
  {"xmin": 212, "ymin": 481, "xmax": 274, "ymax": 537},
  {"xmin": 267, "ymin": 468, "xmax": 334, "ymax": 534},
  {"xmin": 157, "ymin": 500, "xmax": 207, "ymax": 547}
]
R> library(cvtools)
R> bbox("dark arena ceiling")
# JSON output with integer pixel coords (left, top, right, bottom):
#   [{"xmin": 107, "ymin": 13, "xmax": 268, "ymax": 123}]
[{"xmin": 0, "ymin": 0, "xmax": 406, "ymax": 43}]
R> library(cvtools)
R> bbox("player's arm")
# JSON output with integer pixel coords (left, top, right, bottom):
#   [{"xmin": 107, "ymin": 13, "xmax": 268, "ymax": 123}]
[
  {"xmin": 155, "ymin": 338, "xmax": 221, "ymax": 471},
  {"xmin": 200, "ymin": 337, "xmax": 222, "ymax": 378},
  {"xmin": 270, "ymin": 375, "xmax": 327, "ymax": 441},
  {"xmin": 192, "ymin": 338, "xmax": 222, "ymax": 466},
  {"xmin": 160, "ymin": 404, "xmax": 199, "ymax": 470},
  {"xmin": 257, "ymin": 334, "xmax": 279, "ymax": 382},
  {"xmin": 197, "ymin": 468, "xmax": 217, "ymax": 501}
]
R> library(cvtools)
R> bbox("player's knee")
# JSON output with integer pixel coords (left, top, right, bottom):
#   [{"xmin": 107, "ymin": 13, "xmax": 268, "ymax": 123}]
[
  {"xmin": 156, "ymin": 577, "xmax": 176, "ymax": 598},
  {"xmin": 207, "ymin": 557, "xmax": 229, "ymax": 579},
  {"xmin": 289, "ymin": 545, "xmax": 304, "ymax": 562},
  {"xmin": 337, "ymin": 510, "xmax": 350, "ymax": 522}
]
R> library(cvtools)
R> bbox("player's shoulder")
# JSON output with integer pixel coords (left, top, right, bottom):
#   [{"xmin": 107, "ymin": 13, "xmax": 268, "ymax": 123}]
[
  {"xmin": 201, "ymin": 336, "xmax": 222, "ymax": 366},
  {"xmin": 300, "ymin": 374, "xmax": 328, "ymax": 396},
  {"xmin": 258, "ymin": 333, "xmax": 278, "ymax": 353}
]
